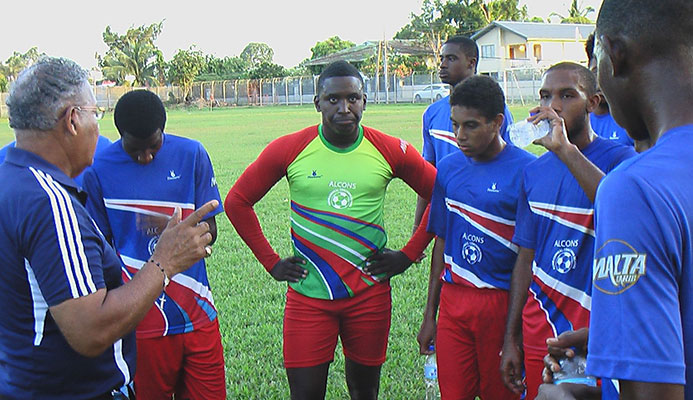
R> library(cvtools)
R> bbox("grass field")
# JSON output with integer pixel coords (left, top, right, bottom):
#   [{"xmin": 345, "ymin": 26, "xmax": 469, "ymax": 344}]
[{"xmin": 0, "ymin": 103, "xmax": 539, "ymax": 399}]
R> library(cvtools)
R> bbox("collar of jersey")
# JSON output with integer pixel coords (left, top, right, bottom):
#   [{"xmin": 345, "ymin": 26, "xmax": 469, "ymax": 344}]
[{"xmin": 318, "ymin": 124, "xmax": 363, "ymax": 153}]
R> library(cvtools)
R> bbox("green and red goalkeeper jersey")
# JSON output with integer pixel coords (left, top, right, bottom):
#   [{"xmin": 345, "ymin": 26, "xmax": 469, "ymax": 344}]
[{"xmin": 226, "ymin": 124, "xmax": 435, "ymax": 300}]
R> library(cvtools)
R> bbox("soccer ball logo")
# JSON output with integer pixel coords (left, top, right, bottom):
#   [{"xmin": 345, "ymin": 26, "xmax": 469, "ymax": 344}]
[
  {"xmin": 552, "ymin": 248, "xmax": 576, "ymax": 273},
  {"xmin": 462, "ymin": 242, "xmax": 482, "ymax": 265},
  {"xmin": 328, "ymin": 189, "xmax": 353, "ymax": 209},
  {"xmin": 148, "ymin": 236, "xmax": 159, "ymax": 256}
]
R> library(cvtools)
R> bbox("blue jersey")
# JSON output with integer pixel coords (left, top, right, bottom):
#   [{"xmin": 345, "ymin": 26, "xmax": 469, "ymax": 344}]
[
  {"xmin": 82, "ymin": 134, "xmax": 223, "ymax": 338},
  {"xmin": 588, "ymin": 126, "xmax": 693, "ymax": 397},
  {"xmin": 513, "ymin": 137, "xmax": 635, "ymax": 353},
  {"xmin": 428, "ymin": 145, "xmax": 536, "ymax": 289},
  {"xmin": 0, "ymin": 148, "xmax": 135, "ymax": 399},
  {"xmin": 422, "ymin": 95, "xmax": 514, "ymax": 164},
  {"xmin": 0, "ymin": 136, "xmax": 113, "ymax": 185},
  {"xmin": 590, "ymin": 112, "xmax": 634, "ymax": 147}
]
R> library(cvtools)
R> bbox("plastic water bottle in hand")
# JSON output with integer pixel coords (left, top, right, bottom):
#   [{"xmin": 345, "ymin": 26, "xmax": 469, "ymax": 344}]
[
  {"xmin": 509, "ymin": 119, "xmax": 551, "ymax": 148},
  {"xmin": 552, "ymin": 354, "xmax": 597, "ymax": 386},
  {"xmin": 424, "ymin": 345, "xmax": 440, "ymax": 400}
]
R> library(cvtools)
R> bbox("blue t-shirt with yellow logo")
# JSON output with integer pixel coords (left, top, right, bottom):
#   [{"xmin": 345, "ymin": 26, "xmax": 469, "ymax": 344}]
[{"xmin": 588, "ymin": 125, "xmax": 693, "ymax": 397}]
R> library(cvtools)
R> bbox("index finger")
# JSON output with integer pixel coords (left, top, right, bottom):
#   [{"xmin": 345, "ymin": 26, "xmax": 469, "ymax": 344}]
[{"xmin": 180, "ymin": 200, "xmax": 220, "ymax": 227}]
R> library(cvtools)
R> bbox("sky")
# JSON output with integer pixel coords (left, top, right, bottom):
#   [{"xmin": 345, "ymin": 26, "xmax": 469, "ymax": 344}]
[{"xmin": 1, "ymin": 0, "xmax": 603, "ymax": 70}]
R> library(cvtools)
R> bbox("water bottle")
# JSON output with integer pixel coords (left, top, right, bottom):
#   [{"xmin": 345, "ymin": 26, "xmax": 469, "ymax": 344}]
[
  {"xmin": 508, "ymin": 119, "xmax": 551, "ymax": 148},
  {"xmin": 553, "ymin": 354, "xmax": 597, "ymax": 386},
  {"xmin": 424, "ymin": 345, "xmax": 441, "ymax": 400}
]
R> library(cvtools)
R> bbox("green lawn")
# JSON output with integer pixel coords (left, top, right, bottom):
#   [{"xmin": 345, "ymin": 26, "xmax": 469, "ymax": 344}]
[{"xmin": 0, "ymin": 103, "xmax": 539, "ymax": 399}]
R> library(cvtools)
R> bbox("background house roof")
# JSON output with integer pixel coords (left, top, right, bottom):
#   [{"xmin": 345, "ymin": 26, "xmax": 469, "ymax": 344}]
[
  {"xmin": 303, "ymin": 40, "xmax": 432, "ymax": 66},
  {"xmin": 472, "ymin": 21, "xmax": 595, "ymax": 41}
]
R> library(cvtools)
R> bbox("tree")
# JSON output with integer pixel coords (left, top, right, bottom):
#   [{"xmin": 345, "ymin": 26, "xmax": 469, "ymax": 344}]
[
  {"xmin": 167, "ymin": 47, "xmax": 206, "ymax": 102},
  {"xmin": 240, "ymin": 43, "xmax": 274, "ymax": 67},
  {"xmin": 550, "ymin": 0, "xmax": 595, "ymax": 24},
  {"xmin": 97, "ymin": 22, "xmax": 165, "ymax": 86},
  {"xmin": 0, "ymin": 74, "xmax": 7, "ymax": 92},
  {"xmin": 477, "ymin": 0, "xmax": 528, "ymax": 24},
  {"xmin": 310, "ymin": 36, "xmax": 356, "ymax": 59},
  {"xmin": 2, "ymin": 47, "xmax": 44, "ymax": 82},
  {"xmin": 247, "ymin": 61, "xmax": 287, "ymax": 79}
]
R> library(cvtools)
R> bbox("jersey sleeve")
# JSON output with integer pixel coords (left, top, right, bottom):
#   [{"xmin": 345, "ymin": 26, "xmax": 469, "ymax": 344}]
[
  {"xmin": 390, "ymin": 137, "xmax": 437, "ymax": 259},
  {"xmin": 421, "ymin": 108, "xmax": 435, "ymax": 163},
  {"xmin": 587, "ymin": 171, "xmax": 686, "ymax": 384},
  {"xmin": 426, "ymin": 169, "xmax": 447, "ymax": 238},
  {"xmin": 512, "ymin": 174, "xmax": 536, "ymax": 249},
  {"xmin": 20, "ymin": 185, "xmax": 104, "ymax": 307},
  {"xmin": 82, "ymin": 167, "xmax": 113, "ymax": 242},
  {"xmin": 194, "ymin": 142, "xmax": 224, "ymax": 218},
  {"xmin": 225, "ymin": 133, "xmax": 309, "ymax": 271}
]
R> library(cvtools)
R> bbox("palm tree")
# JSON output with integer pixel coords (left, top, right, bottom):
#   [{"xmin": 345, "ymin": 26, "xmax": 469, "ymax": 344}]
[{"xmin": 550, "ymin": 0, "xmax": 595, "ymax": 24}]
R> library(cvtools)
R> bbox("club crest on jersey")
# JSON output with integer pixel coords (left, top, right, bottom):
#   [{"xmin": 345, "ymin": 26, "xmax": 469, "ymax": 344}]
[
  {"xmin": 552, "ymin": 247, "xmax": 576, "ymax": 273},
  {"xmin": 487, "ymin": 182, "xmax": 500, "ymax": 193},
  {"xmin": 328, "ymin": 189, "xmax": 353, "ymax": 209},
  {"xmin": 307, "ymin": 170, "xmax": 322, "ymax": 179},
  {"xmin": 148, "ymin": 236, "xmax": 159, "ymax": 255},
  {"xmin": 593, "ymin": 239, "xmax": 647, "ymax": 295},
  {"xmin": 462, "ymin": 241, "xmax": 483, "ymax": 265},
  {"xmin": 167, "ymin": 170, "xmax": 181, "ymax": 180}
]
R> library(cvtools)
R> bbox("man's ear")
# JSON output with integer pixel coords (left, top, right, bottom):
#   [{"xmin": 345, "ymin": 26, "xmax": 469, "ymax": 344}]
[
  {"xmin": 362, "ymin": 93, "xmax": 367, "ymax": 111},
  {"xmin": 63, "ymin": 107, "xmax": 78, "ymax": 136},
  {"xmin": 586, "ymin": 92, "xmax": 600, "ymax": 113},
  {"xmin": 492, "ymin": 113, "xmax": 504, "ymax": 131},
  {"xmin": 313, "ymin": 95, "xmax": 320, "ymax": 112},
  {"xmin": 600, "ymin": 34, "xmax": 628, "ymax": 78}
]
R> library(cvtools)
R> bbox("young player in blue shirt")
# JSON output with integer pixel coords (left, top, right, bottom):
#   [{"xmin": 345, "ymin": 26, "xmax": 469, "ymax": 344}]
[
  {"xmin": 413, "ymin": 36, "xmax": 514, "ymax": 240},
  {"xmin": 417, "ymin": 75, "xmax": 535, "ymax": 399}
]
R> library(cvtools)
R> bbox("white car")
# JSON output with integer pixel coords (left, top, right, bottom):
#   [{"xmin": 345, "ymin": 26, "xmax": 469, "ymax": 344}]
[{"xmin": 414, "ymin": 84, "xmax": 450, "ymax": 102}]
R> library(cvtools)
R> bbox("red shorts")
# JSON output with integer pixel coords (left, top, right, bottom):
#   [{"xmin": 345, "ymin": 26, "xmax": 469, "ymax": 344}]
[
  {"xmin": 522, "ymin": 344, "xmax": 546, "ymax": 400},
  {"xmin": 283, "ymin": 283, "xmax": 391, "ymax": 368},
  {"xmin": 436, "ymin": 283, "xmax": 519, "ymax": 400},
  {"xmin": 133, "ymin": 318, "xmax": 226, "ymax": 400}
]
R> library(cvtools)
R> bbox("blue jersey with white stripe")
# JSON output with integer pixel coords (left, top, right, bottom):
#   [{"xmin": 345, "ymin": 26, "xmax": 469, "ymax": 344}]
[
  {"xmin": 428, "ymin": 145, "xmax": 536, "ymax": 289},
  {"xmin": 0, "ymin": 148, "xmax": 135, "ymax": 399},
  {"xmin": 588, "ymin": 126, "xmax": 693, "ymax": 398},
  {"xmin": 82, "ymin": 134, "xmax": 223, "ymax": 338},
  {"xmin": 421, "ymin": 95, "xmax": 514, "ymax": 164},
  {"xmin": 513, "ymin": 137, "xmax": 635, "ymax": 352}
]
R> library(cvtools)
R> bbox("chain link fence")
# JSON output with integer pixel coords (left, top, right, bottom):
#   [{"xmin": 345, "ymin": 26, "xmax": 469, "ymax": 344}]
[{"xmin": 0, "ymin": 69, "xmax": 545, "ymax": 118}]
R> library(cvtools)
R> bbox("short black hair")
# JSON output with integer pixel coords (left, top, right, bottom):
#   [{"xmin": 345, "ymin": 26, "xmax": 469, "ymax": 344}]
[
  {"xmin": 444, "ymin": 36, "xmax": 479, "ymax": 69},
  {"xmin": 449, "ymin": 75, "xmax": 505, "ymax": 121},
  {"xmin": 585, "ymin": 32, "xmax": 595, "ymax": 62},
  {"xmin": 317, "ymin": 61, "xmax": 364, "ymax": 94},
  {"xmin": 545, "ymin": 62, "xmax": 597, "ymax": 97},
  {"xmin": 114, "ymin": 90, "xmax": 166, "ymax": 139},
  {"xmin": 597, "ymin": 0, "xmax": 693, "ymax": 56}
]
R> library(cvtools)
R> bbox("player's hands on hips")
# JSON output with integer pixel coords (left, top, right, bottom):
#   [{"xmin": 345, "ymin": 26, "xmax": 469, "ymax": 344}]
[
  {"xmin": 535, "ymin": 382, "xmax": 601, "ymax": 400},
  {"xmin": 542, "ymin": 328, "xmax": 590, "ymax": 383},
  {"xmin": 363, "ymin": 249, "xmax": 412, "ymax": 282},
  {"xmin": 270, "ymin": 257, "xmax": 307, "ymax": 282},
  {"xmin": 528, "ymin": 106, "xmax": 572, "ymax": 155},
  {"xmin": 417, "ymin": 315, "xmax": 436, "ymax": 355},
  {"xmin": 152, "ymin": 200, "xmax": 219, "ymax": 277},
  {"xmin": 500, "ymin": 338, "xmax": 526, "ymax": 395}
]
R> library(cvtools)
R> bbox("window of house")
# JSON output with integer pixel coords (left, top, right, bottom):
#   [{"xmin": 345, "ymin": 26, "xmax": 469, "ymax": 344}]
[
  {"xmin": 481, "ymin": 44, "xmax": 496, "ymax": 58},
  {"xmin": 533, "ymin": 44, "xmax": 542, "ymax": 60}
]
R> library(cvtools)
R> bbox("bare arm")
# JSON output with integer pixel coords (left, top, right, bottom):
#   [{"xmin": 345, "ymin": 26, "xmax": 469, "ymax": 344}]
[
  {"xmin": 530, "ymin": 106, "xmax": 604, "ymax": 202},
  {"xmin": 50, "ymin": 200, "xmax": 218, "ymax": 357},
  {"xmin": 417, "ymin": 237, "xmax": 445, "ymax": 354},
  {"xmin": 620, "ymin": 381, "xmax": 684, "ymax": 400},
  {"xmin": 501, "ymin": 246, "xmax": 536, "ymax": 394}
]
